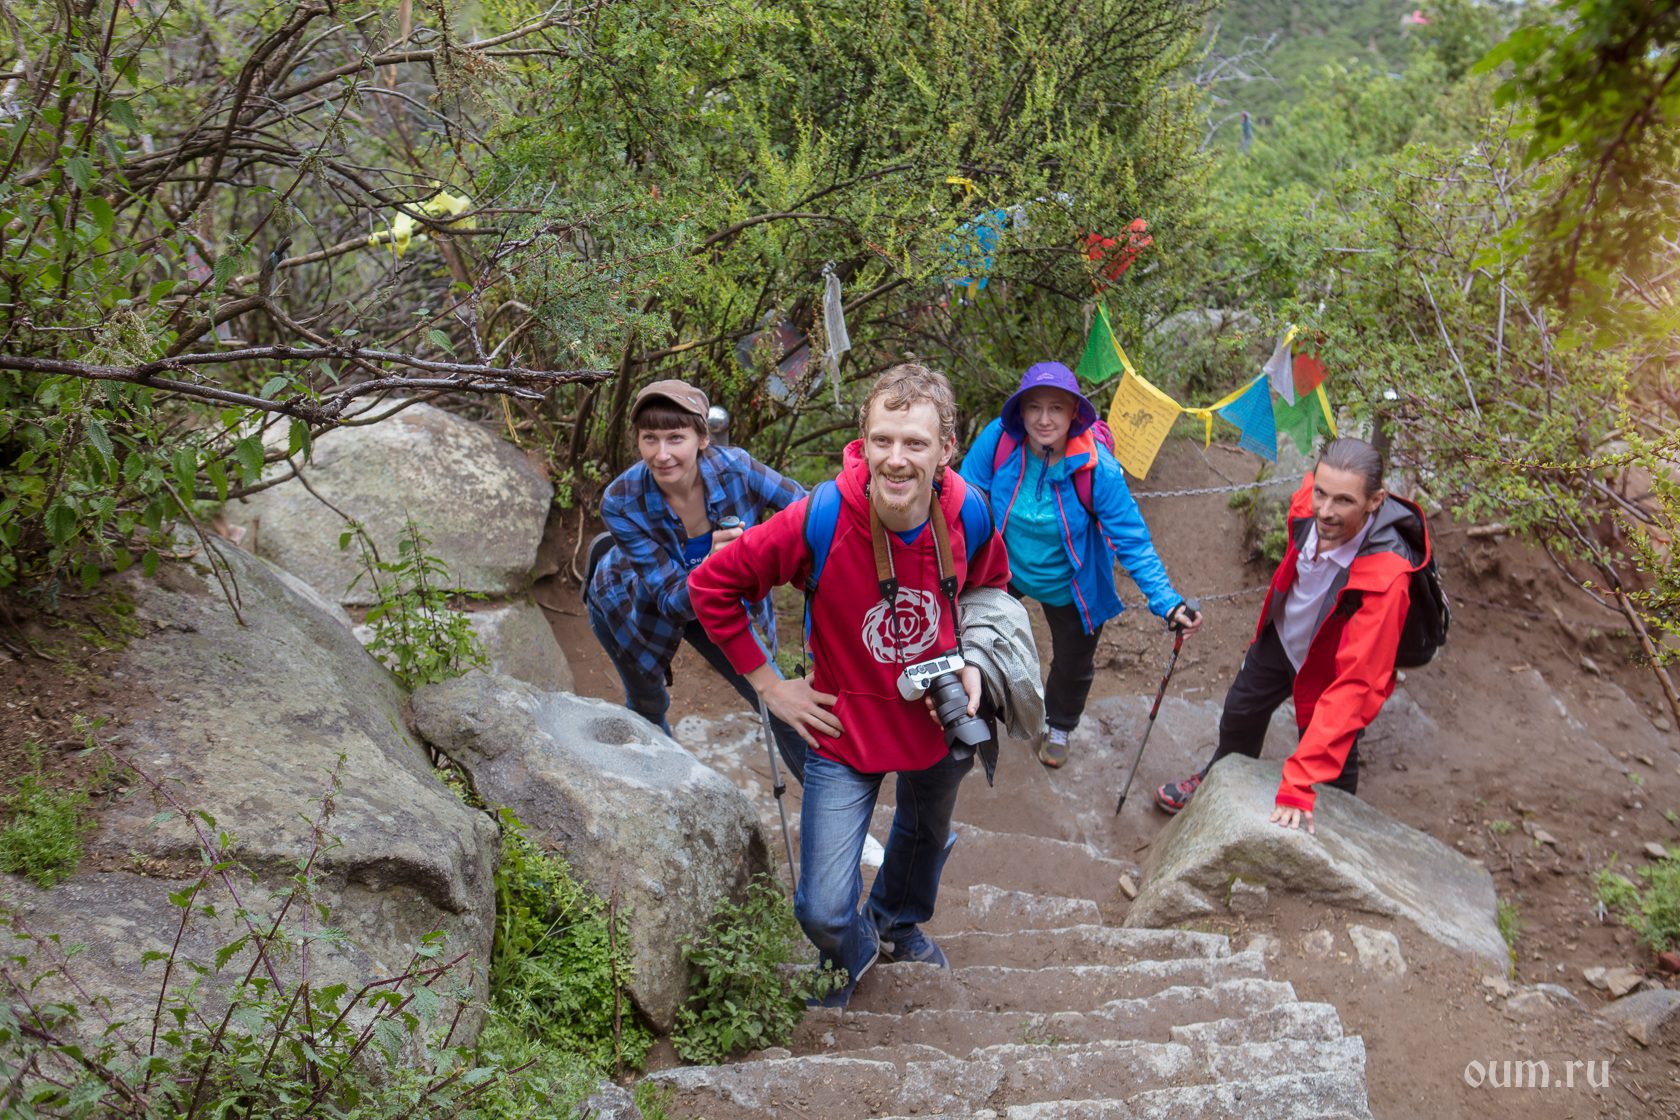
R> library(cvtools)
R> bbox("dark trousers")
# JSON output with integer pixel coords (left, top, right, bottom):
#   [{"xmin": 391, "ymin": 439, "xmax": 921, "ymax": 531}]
[
  {"xmin": 1018, "ymin": 590, "xmax": 1103, "ymax": 733},
  {"xmin": 1202, "ymin": 622, "xmax": 1359, "ymax": 794},
  {"xmin": 587, "ymin": 602, "xmax": 806, "ymax": 785}
]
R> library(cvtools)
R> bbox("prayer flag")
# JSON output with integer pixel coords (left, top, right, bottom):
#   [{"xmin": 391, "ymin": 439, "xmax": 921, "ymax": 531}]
[
  {"xmin": 1216, "ymin": 374, "xmax": 1277, "ymax": 461},
  {"xmin": 1263, "ymin": 325, "xmax": 1297, "ymax": 405},
  {"xmin": 1274, "ymin": 382, "xmax": 1338, "ymax": 455},
  {"xmin": 1075, "ymin": 305, "xmax": 1135, "ymax": 385},
  {"xmin": 1291, "ymin": 348, "xmax": 1326, "ymax": 397},
  {"xmin": 1105, "ymin": 370, "xmax": 1181, "ymax": 478}
]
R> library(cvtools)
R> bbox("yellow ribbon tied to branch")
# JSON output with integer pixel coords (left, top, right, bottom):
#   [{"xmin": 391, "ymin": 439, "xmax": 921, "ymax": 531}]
[{"xmin": 370, "ymin": 190, "xmax": 475, "ymax": 257}]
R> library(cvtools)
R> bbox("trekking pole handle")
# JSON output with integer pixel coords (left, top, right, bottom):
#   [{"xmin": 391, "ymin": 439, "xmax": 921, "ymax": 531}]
[{"xmin": 1168, "ymin": 597, "xmax": 1201, "ymax": 633}]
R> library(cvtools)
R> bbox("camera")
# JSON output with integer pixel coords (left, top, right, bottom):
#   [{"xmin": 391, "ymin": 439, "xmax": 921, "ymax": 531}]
[{"xmin": 896, "ymin": 650, "xmax": 992, "ymax": 760}]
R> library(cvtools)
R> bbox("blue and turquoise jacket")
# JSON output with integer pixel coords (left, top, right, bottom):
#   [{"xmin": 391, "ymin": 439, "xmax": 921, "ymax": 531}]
[{"xmin": 959, "ymin": 417, "xmax": 1183, "ymax": 634}]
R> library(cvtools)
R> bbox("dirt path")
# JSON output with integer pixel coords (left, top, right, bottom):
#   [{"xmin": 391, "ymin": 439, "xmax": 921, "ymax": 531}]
[{"xmin": 545, "ymin": 438, "xmax": 1680, "ymax": 1118}]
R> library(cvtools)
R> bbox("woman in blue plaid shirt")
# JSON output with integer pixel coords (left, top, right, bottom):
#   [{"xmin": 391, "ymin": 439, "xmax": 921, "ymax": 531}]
[{"xmin": 586, "ymin": 379, "xmax": 808, "ymax": 781}]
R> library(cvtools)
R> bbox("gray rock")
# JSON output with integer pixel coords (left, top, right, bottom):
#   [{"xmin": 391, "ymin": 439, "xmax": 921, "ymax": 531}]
[
  {"xmin": 225, "ymin": 402, "xmax": 552, "ymax": 605},
  {"xmin": 1531, "ymin": 982, "xmax": 1585, "ymax": 1010},
  {"xmin": 411, "ymin": 671, "xmax": 769, "ymax": 1032},
  {"xmin": 1346, "ymin": 926, "xmax": 1405, "ymax": 981},
  {"xmin": 1124, "ymin": 755, "xmax": 1506, "ymax": 968},
  {"xmin": 353, "ymin": 598, "xmax": 572, "ymax": 693},
  {"xmin": 579, "ymin": 1081, "xmax": 644, "ymax": 1120},
  {"xmin": 1598, "ymin": 989, "xmax": 1680, "ymax": 1045},
  {"xmin": 1226, "ymin": 879, "xmax": 1269, "ymax": 915},
  {"xmin": 1302, "ymin": 930, "xmax": 1335, "ymax": 958},
  {"xmin": 7, "ymin": 542, "xmax": 499, "ymax": 1040},
  {"xmin": 1503, "ymin": 990, "xmax": 1553, "ymax": 1019},
  {"xmin": 464, "ymin": 599, "xmax": 572, "ymax": 693}
]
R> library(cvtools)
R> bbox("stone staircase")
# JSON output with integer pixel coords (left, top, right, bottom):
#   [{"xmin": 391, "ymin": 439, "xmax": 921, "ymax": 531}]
[{"xmin": 644, "ymin": 808, "xmax": 1375, "ymax": 1119}]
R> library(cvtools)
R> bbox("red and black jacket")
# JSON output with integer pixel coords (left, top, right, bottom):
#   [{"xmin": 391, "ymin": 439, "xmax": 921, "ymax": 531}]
[{"xmin": 1260, "ymin": 474, "xmax": 1429, "ymax": 811}]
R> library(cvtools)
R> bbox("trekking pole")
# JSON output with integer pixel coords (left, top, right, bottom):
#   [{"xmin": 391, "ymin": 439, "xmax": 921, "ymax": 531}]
[
  {"xmin": 1115, "ymin": 598, "xmax": 1200, "ymax": 816},
  {"xmin": 758, "ymin": 697, "xmax": 799, "ymax": 889}
]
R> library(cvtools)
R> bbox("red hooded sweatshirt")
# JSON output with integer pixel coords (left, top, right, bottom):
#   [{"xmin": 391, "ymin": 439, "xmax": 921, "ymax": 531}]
[
  {"xmin": 1261, "ymin": 473, "xmax": 1428, "ymax": 811},
  {"xmin": 690, "ymin": 441, "xmax": 1011, "ymax": 774}
]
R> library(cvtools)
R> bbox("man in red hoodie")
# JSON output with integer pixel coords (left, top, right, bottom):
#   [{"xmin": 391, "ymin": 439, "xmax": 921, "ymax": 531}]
[
  {"xmin": 691, "ymin": 363, "xmax": 1011, "ymax": 1006},
  {"xmin": 1155, "ymin": 438, "xmax": 1430, "ymax": 833}
]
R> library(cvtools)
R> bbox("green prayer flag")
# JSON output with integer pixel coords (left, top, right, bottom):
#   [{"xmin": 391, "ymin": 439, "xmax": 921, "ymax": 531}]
[
  {"xmin": 1075, "ymin": 305, "xmax": 1131, "ymax": 384},
  {"xmin": 1274, "ymin": 384, "xmax": 1333, "ymax": 455}
]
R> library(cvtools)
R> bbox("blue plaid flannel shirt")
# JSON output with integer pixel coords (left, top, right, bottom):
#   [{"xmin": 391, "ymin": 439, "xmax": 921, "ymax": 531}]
[{"xmin": 589, "ymin": 445, "xmax": 806, "ymax": 678}]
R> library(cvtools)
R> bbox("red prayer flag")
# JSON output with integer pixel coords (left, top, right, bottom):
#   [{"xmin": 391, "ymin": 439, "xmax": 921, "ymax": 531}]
[{"xmin": 1292, "ymin": 349, "xmax": 1327, "ymax": 397}]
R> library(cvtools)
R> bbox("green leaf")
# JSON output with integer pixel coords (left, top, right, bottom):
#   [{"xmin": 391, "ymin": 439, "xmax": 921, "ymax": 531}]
[
  {"xmin": 210, "ymin": 251, "xmax": 239, "ymax": 296},
  {"xmin": 148, "ymin": 278, "xmax": 176, "ymax": 306},
  {"xmin": 108, "ymin": 98, "xmax": 139, "ymax": 132},
  {"xmin": 233, "ymin": 436, "xmax": 264, "ymax": 482},
  {"xmin": 63, "ymin": 156, "xmax": 93, "ymax": 192},
  {"xmin": 84, "ymin": 419, "xmax": 113, "ymax": 461},
  {"xmin": 259, "ymin": 375, "xmax": 288, "ymax": 400},
  {"xmin": 205, "ymin": 459, "xmax": 228, "ymax": 503},
  {"xmin": 287, "ymin": 419, "xmax": 310, "ymax": 460},
  {"xmin": 44, "ymin": 503, "xmax": 78, "ymax": 546},
  {"xmin": 317, "ymin": 358, "xmax": 339, "ymax": 384},
  {"xmin": 427, "ymin": 329, "xmax": 455, "ymax": 354},
  {"xmin": 83, "ymin": 195, "xmax": 114, "ymax": 236}
]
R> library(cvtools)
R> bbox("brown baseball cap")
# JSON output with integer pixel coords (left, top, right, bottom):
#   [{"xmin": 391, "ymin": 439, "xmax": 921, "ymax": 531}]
[{"xmin": 633, "ymin": 379, "xmax": 709, "ymax": 420}]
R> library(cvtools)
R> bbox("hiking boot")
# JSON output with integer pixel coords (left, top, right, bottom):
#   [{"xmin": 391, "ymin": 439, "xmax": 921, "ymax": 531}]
[
  {"xmin": 878, "ymin": 927, "xmax": 949, "ymax": 969},
  {"xmin": 1155, "ymin": 772, "xmax": 1202, "ymax": 814},
  {"xmin": 1036, "ymin": 727, "xmax": 1070, "ymax": 768},
  {"xmin": 807, "ymin": 936, "xmax": 880, "ymax": 1008}
]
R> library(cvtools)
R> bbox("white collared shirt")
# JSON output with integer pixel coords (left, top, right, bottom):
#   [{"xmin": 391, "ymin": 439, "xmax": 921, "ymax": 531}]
[{"xmin": 1279, "ymin": 517, "xmax": 1373, "ymax": 670}]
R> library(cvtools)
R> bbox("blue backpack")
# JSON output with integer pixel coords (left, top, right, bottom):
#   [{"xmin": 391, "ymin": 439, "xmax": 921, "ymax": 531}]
[{"xmin": 799, "ymin": 476, "xmax": 994, "ymax": 642}]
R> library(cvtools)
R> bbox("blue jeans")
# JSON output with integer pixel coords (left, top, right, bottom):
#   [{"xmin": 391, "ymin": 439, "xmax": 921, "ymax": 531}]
[
  {"xmin": 795, "ymin": 748, "xmax": 971, "ymax": 1006},
  {"xmin": 587, "ymin": 600, "xmax": 806, "ymax": 784}
]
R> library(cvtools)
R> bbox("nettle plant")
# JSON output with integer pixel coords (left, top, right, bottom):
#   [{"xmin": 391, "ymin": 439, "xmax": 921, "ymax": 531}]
[{"xmin": 0, "ymin": 727, "xmax": 519, "ymax": 1119}]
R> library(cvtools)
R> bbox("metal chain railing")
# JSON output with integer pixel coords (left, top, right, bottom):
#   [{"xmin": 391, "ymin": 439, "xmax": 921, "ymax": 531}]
[{"xmin": 1130, "ymin": 477, "xmax": 1296, "ymax": 499}]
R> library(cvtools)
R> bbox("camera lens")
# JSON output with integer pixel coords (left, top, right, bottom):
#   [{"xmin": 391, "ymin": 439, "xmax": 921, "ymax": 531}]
[{"xmin": 925, "ymin": 672, "xmax": 991, "ymax": 760}]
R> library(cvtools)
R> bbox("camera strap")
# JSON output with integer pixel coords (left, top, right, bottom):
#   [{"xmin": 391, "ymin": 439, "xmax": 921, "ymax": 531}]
[{"xmin": 868, "ymin": 491, "xmax": 964, "ymax": 668}]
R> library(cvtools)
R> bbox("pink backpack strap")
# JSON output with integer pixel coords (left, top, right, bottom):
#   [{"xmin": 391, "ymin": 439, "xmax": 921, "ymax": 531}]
[{"xmin": 992, "ymin": 430, "xmax": 1019, "ymax": 471}]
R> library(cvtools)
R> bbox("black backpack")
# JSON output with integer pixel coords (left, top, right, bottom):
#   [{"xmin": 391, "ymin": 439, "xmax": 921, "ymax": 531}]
[{"xmin": 1394, "ymin": 546, "xmax": 1451, "ymax": 669}]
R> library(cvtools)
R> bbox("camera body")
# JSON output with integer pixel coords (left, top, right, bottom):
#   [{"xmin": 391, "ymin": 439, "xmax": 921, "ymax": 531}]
[{"xmin": 896, "ymin": 649, "xmax": 992, "ymax": 760}]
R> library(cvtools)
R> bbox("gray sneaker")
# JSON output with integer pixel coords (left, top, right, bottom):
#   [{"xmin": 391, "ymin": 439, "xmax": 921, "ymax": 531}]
[{"xmin": 878, "ymin": 927, "xmax": 949, "ymax": 968}]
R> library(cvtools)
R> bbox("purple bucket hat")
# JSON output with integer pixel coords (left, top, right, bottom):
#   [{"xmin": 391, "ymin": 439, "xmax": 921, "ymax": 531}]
[{"xmin": 1000, "ymin": 361, "xmax": 1099, "ymax": 440}]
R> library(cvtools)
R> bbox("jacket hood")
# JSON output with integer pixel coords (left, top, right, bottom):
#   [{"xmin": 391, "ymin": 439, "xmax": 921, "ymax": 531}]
[
  {"xmin": 839, "ymin": 439, "xmax": 968, "ymax": 525},
  {"xmin": 1358, "ymin": 493, "xmax": 1428, "ymax": 570},
  {"xmin": 1001, "ymin": 362, "xmax": 1099, "ymax": 442}
]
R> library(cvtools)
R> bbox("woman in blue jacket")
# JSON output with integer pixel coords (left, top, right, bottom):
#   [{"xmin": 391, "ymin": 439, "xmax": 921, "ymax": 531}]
[{"xmin": 960, "ymin": 362, "xmax": 1202, "ymax": 767}]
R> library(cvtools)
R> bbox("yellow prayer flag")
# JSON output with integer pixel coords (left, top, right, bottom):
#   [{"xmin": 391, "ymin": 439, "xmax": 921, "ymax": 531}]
[
  {"xmin": 1105, "ymin": 371, "xmax": 1181, "ymax": 478},
  {"xmin": 1316, "ymin": 383, "xmax": 1338, "ymax": 437}
]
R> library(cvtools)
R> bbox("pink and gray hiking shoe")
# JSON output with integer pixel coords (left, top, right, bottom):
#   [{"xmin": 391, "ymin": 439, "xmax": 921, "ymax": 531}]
[{"xmin": 1154, "ymin": 772, "xmax": 1203, "ymax": 814}]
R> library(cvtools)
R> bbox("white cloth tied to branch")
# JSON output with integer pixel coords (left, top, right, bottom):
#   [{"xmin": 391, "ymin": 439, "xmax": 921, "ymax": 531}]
[
  {"xmin": 1264, "ymin": 323, "xmax": 1297, "ymax": 405},
  {"xmin": 822, "ymin": 263, "xmax": 852, "ymax": 406}
]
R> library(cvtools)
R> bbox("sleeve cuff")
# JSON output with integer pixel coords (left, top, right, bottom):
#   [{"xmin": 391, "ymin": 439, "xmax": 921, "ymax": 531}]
[{"xmin": 1275, "ymin": 785, "xmax": 1316, "ymax": 813}]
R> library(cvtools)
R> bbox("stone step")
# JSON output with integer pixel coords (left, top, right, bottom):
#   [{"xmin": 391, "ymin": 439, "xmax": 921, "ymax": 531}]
[
  {"xmin": 793, "ymin": 978, "xmax": 1302, "ymax": 1055},
  {"xmin": 1170, "ymin": 1002, "xmax": 1346, "ymax": 1047},
  {"xmin": 939, "ymin": 924, "xmax": 1230, "ymax": 969},
  {"xmin": 1000, "ymin": 1069, "xmax": 1374, "ymax": 1119},
  {"xmin": 847, "ymin": 949, "xmax": 1268, "ymax": 1015},
  {"xmin": 648, "ymin": 1037, "xmax": 1368, "ymax": 1120},
  {"xmin": 868, "ymin": 809, "xmax": 1133, "ymax": 901},
  {"xmin": 932, "ymin": 885, "xmax": 1103, "ymax": 934}
]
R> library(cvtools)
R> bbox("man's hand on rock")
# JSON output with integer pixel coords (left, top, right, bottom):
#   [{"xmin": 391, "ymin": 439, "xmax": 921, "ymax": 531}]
[{"xmin": 1270, "ymin": 804, "xmax": 1314, "ymax": 835}]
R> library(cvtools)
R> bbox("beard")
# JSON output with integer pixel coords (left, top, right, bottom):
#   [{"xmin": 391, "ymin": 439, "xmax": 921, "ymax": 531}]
[{"xmin": 871, "ymin": 468, "xmax": 926, "ymax": 515}]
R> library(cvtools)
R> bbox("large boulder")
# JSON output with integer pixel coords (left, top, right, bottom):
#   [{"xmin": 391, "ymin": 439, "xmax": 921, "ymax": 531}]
[
  {"xmin": 1124, "ymin": 754, "xmax": 1507, "ymax": 969},
  {"xmin": 4, "ymin": 541, "xmax": 500, "ymax": 1038},
  {"xmin": 411, "ymin": 672, "xmax": 770, "ymax": 1033},
  {"xmin": 225, "ymin": 402, "xmax": 553, "ymax": 605}
]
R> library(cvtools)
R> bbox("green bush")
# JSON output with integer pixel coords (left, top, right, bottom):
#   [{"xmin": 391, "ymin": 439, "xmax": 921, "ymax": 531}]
[
  {"xmin": 489, "ymin": 809, "xmax": 652, "ymax": 1070},
  {"xmin": 1595, "ymin": 855, "xmax": 1680, "ymax": 953},
  {"xmin": 672, "ymin": 874, "xmax": 842, "ymax": 1064},
  {"xmin": 341, "ymin": 519, "xmax": 490, "ymax": 689},
  {"xmin": 0, "ymin": 744, "xmax": 94, "ymax": 887}
]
